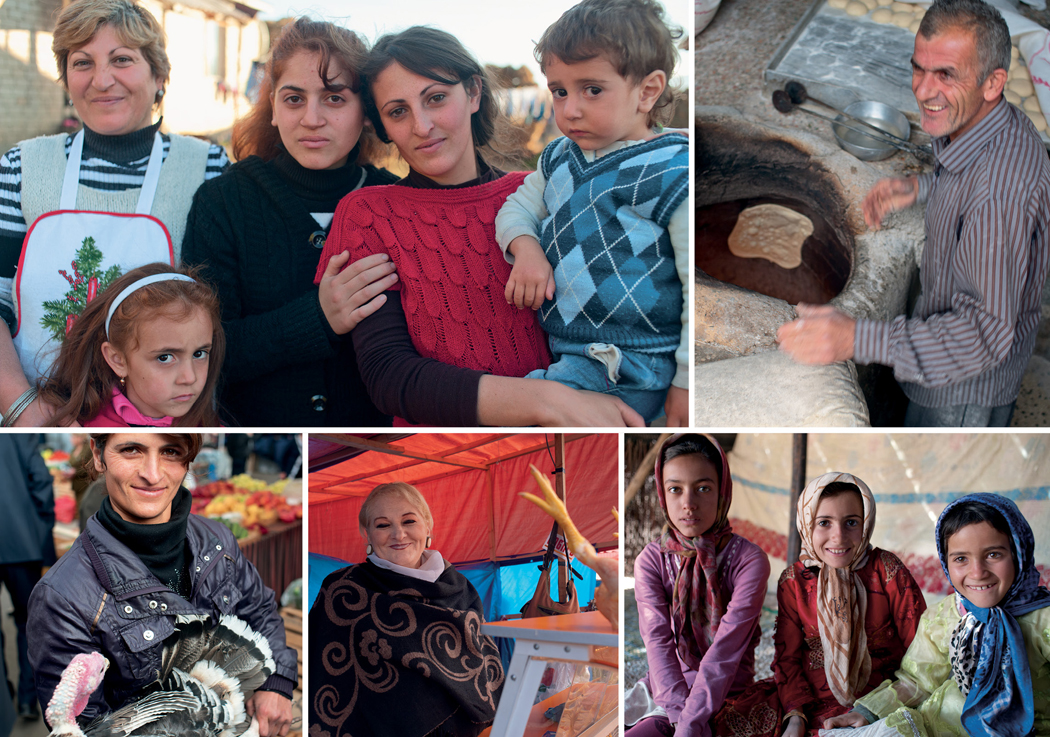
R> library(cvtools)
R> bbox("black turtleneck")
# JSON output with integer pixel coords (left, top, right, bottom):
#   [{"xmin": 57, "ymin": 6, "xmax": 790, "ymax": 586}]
[
  {"xmin": 399, "ymin": 153, "xmax": 505, "ymax": 189},
  {"xmin": 271, "ymin": 148, "xmax": 367, "ymax": 215},
  {"xmin": 81, "ymin": 119, "xmax": 164, "ymax": 165},
  {"xmin": 96, "ymin": 485, "xmax": 193, "ymax": 598}
]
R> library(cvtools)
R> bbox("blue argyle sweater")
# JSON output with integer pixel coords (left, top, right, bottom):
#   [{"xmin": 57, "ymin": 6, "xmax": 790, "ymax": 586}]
[{"xmin": 537, "ymin": 134, "xmax": 688, "ymax": 350}]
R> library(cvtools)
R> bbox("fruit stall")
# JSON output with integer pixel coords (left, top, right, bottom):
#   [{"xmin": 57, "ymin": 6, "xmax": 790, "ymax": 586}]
[{"xmin": 191, "ymin": 473, "xmax": 303, "ymax": 599}]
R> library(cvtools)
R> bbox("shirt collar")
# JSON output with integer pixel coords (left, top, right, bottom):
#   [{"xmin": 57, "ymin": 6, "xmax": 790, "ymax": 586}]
[
  {"xmin": 109, "ymin": 386, "xmax": 175, "ymax": 427},
  {"xmin": 933, "ymin": 97, "xmax": 1010, "ymax": 174}
]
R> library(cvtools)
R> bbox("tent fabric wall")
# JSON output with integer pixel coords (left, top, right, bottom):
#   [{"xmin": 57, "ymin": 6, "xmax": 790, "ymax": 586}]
[
  {"xmin": 309, "ymin": 434, "xmax": 618, "ymax": 566},
  {"xmin": 307, "ymin": 552, "xmax": 598, "ymax": 623},
  {"xmin": 726, "ymin": 433, "xmax": 1050, "ymax": 596}
]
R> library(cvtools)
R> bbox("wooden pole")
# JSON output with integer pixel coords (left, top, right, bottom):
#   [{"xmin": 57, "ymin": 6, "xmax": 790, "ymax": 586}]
[
  {"xmin": 625, "ymin": 433, "xmax": 671, "ymax": 508},
  {"xmin": 787, "ymin": 433, "xmax": 807, "ymax": 566},
  {"xmin": 554, "ymin": 434, "xmax": 568, "ymax": 596}
]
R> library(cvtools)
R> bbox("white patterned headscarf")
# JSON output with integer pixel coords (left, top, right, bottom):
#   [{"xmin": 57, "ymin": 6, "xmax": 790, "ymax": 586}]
[{"xmin": 797, "ymin": 472, "xmax": 877, "ymax": 707}]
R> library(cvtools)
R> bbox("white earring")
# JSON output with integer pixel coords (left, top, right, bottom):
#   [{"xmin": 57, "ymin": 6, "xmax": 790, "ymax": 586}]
[{"xmin": 365, "ymin": 543, "xmax": 373, "ymax": 555}]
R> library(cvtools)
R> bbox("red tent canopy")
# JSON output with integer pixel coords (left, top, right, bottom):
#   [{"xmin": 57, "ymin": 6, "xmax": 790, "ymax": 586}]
[{"xmin": 309, "ymin": 433, "xmax": 618, "ymax": 565}]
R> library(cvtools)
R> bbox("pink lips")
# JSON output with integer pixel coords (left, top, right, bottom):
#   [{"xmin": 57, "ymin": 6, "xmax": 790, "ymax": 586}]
[
  {"xmin": 416, "ymin": 138, "xmax": 444, "ymax": 152},
  {"xmin": 299, "ymin": 137, "xmax": 330, "ymax": 149}
]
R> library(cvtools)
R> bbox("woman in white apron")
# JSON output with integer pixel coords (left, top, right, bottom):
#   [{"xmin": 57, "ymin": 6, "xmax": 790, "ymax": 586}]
[{"xmin": 0, "ymin": 0, "xmax": 227, "ymax": 426}]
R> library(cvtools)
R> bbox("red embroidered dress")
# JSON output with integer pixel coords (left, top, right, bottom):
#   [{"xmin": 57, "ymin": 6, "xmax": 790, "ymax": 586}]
[
  {"xmin": 714, "ymin": 548, "xmax": 926, "ymax": 737},
  {"xmin": 316, "ymin": 174, "xmax": 550, "ymax": 378}
]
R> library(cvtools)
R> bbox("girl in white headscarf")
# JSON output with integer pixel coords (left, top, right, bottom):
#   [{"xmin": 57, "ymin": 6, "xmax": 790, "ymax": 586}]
[{"xmin": 715, "ymin": 473, "xmax": 926, "ymax": 737}]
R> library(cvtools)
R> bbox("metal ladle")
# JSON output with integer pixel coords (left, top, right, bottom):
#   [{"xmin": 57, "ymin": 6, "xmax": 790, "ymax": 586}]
[{"xmin": 772, "ymin": 87, "xmax": 933, "ymax": 162}]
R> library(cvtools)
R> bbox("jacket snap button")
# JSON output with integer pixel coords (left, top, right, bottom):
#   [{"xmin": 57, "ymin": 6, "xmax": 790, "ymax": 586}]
[
  {"xmin": 149, "ymin": 601, "xmax": 157, "ymax": 609},
  {"xmin": 311, "ymin": 395, "xmax": 327, "ymax": 411},
  {"xmin": 216, "ymin": 545, "xmax": 222, "ymax": 551},
  {"xmin": 204, "ymin": 555, "xmax": 210, "ymax": 561},
  {"xmin": 160, "ymin": 603, "xmax": 167, "ymax": 611},
  {"xmin": 195, "ymin": 566, "xmax": 201, "ymax": 572},
  {"xmin": 123, "ymin": 605, "xmax": 132, "ymax": 614},
  {"xmin": 223, "ymin": 595, "xmax": 229, "ymax": 603},
  {"xmin": 143, "ymin": 630, "xmax": 154, "ymax": 641}
]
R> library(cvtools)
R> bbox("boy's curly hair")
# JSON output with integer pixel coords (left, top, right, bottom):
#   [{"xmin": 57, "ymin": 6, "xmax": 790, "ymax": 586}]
[{"xmin": 534, "ymin": 0, "xmax": 683, "ymax": 127}]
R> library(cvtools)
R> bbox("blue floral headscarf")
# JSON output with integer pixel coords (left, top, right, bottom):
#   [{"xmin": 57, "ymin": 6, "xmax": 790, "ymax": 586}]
[{"xmin": 935, "ymin": 493, "xmax": 1050, "ymax": 737}]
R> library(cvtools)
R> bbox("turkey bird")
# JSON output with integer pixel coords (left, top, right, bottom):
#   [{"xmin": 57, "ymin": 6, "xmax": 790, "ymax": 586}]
[{"xmin": 46, "ymin": 615, "xmax": 276, "ymax": 737}]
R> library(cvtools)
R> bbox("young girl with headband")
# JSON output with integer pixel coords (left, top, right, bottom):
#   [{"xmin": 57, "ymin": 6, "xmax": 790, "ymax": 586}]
[{"xmin": 38, "ymin": 262, "xmax": 224, "ymax": 426}]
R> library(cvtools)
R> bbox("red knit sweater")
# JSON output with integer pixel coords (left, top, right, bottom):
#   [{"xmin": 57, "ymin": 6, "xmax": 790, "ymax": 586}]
[{"xmin": 316, "ymin": 173, "xmax": 551, "ymax": 378}]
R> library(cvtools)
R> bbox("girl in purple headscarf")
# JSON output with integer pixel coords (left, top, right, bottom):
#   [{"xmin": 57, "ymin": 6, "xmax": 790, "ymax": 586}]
[
  {"xmin": 625, "ymin": 434, "xmax": 771, "ymax": 737},
  {"xmin": 823, "ymin": 493, "xmax": 1050, "ymax": 737}
]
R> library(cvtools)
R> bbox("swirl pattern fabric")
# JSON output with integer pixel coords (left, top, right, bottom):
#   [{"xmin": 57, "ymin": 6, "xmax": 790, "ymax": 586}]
[
  {"xmin": 936, "ymin": 493, "xmax": 1050, "ymax": 737},
  {"xmin": 796, "ymin": 472, "xmax": 877, "ymax": 707},
  {"xmin": 655, "ymin": 433, "xmax": 735, "ymax": 668},
  {"xmin": 309, "ymin": 559, "xmax": 504, "ymax": 737},
  {"xmin": 316, "ymin": 174, "xmax": 550, "ymax": 377}
]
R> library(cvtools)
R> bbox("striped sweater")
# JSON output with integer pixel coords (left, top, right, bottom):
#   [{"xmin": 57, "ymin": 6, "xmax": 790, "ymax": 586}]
[
  {"xmin": 0, "ymin": 121, "xmax": 228, "ymax": 330},
  {"xmin": 854, "ymin": 100, "xmax": 1050, "ymax": 407}
]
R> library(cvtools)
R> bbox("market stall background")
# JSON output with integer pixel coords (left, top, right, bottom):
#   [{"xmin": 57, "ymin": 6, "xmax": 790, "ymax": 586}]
[
  {"xmin": 625, "ymin": 432, "xmax": 1050, "ymax": 688},
  {"xmin": 307, "ymin": 433, "xmax": 619, "ymax": 622}
]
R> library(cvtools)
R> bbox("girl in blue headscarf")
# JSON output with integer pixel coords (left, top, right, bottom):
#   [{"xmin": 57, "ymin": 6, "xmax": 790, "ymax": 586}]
[{"xmin": 821, "ymin": 493, "xmax": 1050, "ymax": 737}]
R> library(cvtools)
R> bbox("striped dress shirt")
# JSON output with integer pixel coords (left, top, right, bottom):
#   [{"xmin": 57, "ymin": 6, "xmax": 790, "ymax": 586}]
[{"xmin": 854, "ymin": 100, "xmax": 1050, "ymax": 407}]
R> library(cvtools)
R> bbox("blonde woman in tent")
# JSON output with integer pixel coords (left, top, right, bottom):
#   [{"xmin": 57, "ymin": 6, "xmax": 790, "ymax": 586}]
[
  {"xmin": 624, "ymin": 434, "xmax": 771, "ymax": 737},
  {"xmin": 309, "ymin": 482, "xmax": 504, "ymax": 737}
]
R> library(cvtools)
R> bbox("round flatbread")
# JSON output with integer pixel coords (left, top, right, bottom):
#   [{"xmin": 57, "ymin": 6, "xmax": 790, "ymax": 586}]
[
  {"xmin": 872, "ymin": 7, "xmax": 893, "ymax": 22},
  {"xmin": 727, "ymin": 204, "xmax": 815, "ymax": 270}
]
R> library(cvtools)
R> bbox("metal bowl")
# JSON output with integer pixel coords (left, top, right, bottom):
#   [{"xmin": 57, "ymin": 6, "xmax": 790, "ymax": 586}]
[{"xmin": 832, "ymin": 101, "xmax": 911, "ymax": 161}]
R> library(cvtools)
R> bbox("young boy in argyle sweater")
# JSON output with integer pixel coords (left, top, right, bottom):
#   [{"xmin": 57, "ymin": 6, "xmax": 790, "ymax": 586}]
[{"xmin": 494, "ymin": 0, "xmax": 689, "ymax": 425}]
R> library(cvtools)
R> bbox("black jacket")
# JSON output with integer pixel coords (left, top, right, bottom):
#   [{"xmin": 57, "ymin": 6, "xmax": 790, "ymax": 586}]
[
  {"xmin": 27, "ymin": 510, "xmax": 297, "ymax": 723},
  {"xmin": 0, "ymin": 435, "xmax": 56, "ymax": 565}
]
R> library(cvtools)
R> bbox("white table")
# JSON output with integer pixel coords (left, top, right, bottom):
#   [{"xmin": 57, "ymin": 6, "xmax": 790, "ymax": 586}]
[{"xmin": 483, "ymin": 611, "xmax": 618, "ymax": 737}]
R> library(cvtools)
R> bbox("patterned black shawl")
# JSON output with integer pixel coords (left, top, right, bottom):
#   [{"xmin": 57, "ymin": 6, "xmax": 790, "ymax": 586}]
[{"xmin": 309, "ymin": 559, "xmax": 504, "ymax": 737}]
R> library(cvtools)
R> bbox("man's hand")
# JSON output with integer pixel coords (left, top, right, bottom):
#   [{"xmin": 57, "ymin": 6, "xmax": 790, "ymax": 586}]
[
  {"xmin": 862, "ymin": 176, "xmax": 918, "ymax": 230},
  {"xmin": 246, "ymin": 691, "xmax": 292, "ymax": 737},
  {"xmin": 823, "ymin": 711, "xmax": 870, "ymax": 730},
  {"xmin": 776, "ymin": 303, "xmax": 856, "ymax": 365},
  {"xmin": 505, "ymin": 235, "xmax": 555, "ymax": 310},
  {"xmin": 663, "ymin": 385, "xmax": 689, "ymax": 427}
]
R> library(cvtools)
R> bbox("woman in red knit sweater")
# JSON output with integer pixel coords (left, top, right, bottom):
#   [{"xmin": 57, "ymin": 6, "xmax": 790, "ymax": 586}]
[{"xmin": 315, "ymin": 26, "xmax": 644, "ymax": 427}]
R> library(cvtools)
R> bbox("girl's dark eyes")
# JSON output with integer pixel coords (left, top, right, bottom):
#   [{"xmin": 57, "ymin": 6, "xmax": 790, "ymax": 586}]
[
  {"xmin": 428, "ymin": 93, "xmax": 446, "ymax": 104},
  {"xmin": 585, "ymin": 86, "xmax": 602, "ymax": 95},
  {"xmin": 283, "ymin": 95, "xmax": 303, "ymax": 105},
  {"xmin": 193, "ymin": 349, "xmax": 209, "ymax": 360},
  {"xmin": 846, "ymin": 519, "xmax": 859, "ymax": 527},
  {"xmin": 156, "ymin": 353, "xmax": 174, "ymax": 364},
  {"xmin": 551, "ymin": 89, "xmax": 567, "ymax": 98}
]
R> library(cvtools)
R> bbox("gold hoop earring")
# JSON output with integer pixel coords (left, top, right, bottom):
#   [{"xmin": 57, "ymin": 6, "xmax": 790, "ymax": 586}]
[{"xmin": 365, "ymin": 543, "xmax": 373, "ymax": 556}]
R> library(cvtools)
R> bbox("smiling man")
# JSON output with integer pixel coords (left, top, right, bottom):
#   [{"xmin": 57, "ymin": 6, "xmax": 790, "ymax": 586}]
[{"xmin": 777, "ymin": 0, "xmax": 1050, "ymax": 427}]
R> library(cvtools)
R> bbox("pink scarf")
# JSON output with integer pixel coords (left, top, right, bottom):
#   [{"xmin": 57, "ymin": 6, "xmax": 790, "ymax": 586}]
[{"xmin": 656, "ymin": 433, "xmax": 733, "ymax": 668}]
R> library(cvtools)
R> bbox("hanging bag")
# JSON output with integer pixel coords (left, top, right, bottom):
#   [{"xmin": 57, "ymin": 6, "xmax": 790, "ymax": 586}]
[{"xmin": 521, "ymin": 521, "xmax": 580, "ymax": 618}]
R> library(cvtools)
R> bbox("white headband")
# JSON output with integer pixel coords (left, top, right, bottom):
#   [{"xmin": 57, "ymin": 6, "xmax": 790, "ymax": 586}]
[{"xmin": 105, "ymin": 273, "xmax": 198, "ymax": 340}]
